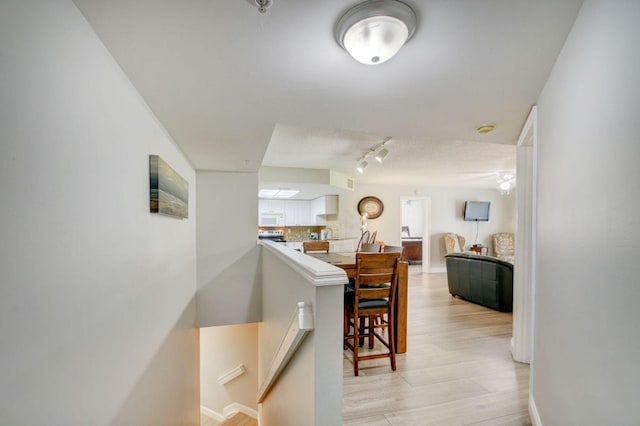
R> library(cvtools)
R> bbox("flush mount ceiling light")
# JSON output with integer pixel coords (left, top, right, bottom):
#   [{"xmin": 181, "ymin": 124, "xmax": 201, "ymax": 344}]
[{"xmin": 335, "ymin": 0, "xmax": 417, "ymax": 65}]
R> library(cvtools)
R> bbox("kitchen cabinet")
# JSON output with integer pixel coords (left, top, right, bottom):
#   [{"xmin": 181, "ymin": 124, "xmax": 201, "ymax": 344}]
[
  {"xmin": 259, "ymin": 197, "xmax": 338, "ymax": 226},
  {"xmin": 310, "ymin": 195, "xmax": 338, "ymax": 225},
  {"xmin": 284, "ymin": 200, "xmax": 311, "ymax": 226},
  {"xmin": 401, "ymin": 239, "xmax": 422, "ymax": 264},
  {"xmin": 311, "ymin": 195, "xmax": 338, "ymax": 215},
  {"xmin": 259, "ymin": 199, "xmax": 285, "ymax": 214}
]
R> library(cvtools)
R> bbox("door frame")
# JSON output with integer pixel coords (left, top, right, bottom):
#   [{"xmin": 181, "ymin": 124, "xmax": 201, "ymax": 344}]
[{"xmin": 512, "ymin": 106, "xmax": 537, "ymax": 364}]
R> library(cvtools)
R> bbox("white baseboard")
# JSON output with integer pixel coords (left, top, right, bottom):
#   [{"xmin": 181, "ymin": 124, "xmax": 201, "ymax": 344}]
[
  {"xmin": 529, "ymin": 395, "xmax": 542, "ymax": 426},
  {"xmin": 201, "ymin": 406, "xmax": 225, "ymax": 422},
  {"xmin": 223, "ymin": 402, "xmax": 259, "ymax": 419}
]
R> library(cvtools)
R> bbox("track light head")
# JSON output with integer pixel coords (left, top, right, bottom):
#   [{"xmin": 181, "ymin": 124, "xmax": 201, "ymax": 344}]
[
  {"xmin": 375, "ymin": 148, "xmax": 389, "ymax": 162},
  {"xmin": 357, "ymin": 160, "xmax": 369, "ymax": 173}
]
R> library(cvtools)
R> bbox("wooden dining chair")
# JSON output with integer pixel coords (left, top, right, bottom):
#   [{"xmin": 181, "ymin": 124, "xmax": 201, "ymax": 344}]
[
  {"xmin": 369, "ymin": 245, "xmax": 405, "ymax": 330},
  {"xmin": 356, "ymin": 231, "xmax": 370, "ymax": 252},
  {"xmin": 382, "ymin": 245, "xmax": 404, "ymax": 260},
  {"xmin": 368, "ymin": 230, "xmax": 377, "ymax": 244},
  {"xmin": 303, "ymin": 241, "xmax": 330, "ymax": 253},
  {"xmin": 344, "ymin": 252, "xmax": 401, "ymax": 376},
  {"xmin": 360, "ymin": 243, "xmax": 382, "ymax": 252}
]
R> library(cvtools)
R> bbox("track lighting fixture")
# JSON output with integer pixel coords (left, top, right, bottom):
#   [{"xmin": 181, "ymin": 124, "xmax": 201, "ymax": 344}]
[
  {"xmin": 357, "ymin": 160, "xmax": 369, "ymax": 173},
  {"xmin": 355, "ymin": 136, "xmax": 393, "ymax": 173},
  {"xmin": 375, "ymin": 148, "xmax": 389, "ymax": 162}
]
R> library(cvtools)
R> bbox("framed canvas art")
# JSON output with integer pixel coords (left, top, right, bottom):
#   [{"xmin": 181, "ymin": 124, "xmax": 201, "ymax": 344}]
[{"xmin": 149, "ymin": 155, "xmax": 188, "ymax": 218}]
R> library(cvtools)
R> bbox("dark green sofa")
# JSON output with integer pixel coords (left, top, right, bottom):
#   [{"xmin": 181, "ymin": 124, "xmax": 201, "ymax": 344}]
[{"xmin": 444, "ymin": 253, "xmax": 513, "ymax": 312}]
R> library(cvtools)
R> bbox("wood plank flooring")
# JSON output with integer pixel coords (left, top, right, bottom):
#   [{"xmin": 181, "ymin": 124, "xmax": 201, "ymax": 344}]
[{"xmin": 343, "ymin": 270, "xmax": 530, "ymax": 426}]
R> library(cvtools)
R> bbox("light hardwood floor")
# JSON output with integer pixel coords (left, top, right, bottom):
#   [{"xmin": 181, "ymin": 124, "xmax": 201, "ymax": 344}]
[{"xmin": 343, "ymin": 269, "xmax": 530, "ymax": 426}]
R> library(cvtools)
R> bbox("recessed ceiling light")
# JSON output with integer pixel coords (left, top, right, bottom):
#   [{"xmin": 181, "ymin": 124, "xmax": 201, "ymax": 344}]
[
  {"xmin": 258, "ymin": 189, "xmax": 299, "ymax": 198},
  {"xmin": 477, "ymin": 124, "xmax": 496, "ymax": 134}
]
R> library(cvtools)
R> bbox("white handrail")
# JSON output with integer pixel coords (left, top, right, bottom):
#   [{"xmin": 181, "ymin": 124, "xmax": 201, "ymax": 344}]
[{"xmin": 257, "ymin": 302, "xmax": 314, "ymax": 403}]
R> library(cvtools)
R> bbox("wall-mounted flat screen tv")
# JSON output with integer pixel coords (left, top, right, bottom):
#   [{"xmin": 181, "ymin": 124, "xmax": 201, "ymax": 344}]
[{"xmin": 464, "ymin": 201, "xmax": 491, "ymax": 221}]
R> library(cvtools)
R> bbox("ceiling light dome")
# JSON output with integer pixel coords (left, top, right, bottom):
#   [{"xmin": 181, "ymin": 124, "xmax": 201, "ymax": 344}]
[{"xmin": 335, "ymin": 0, "xmax": 417, "ymax": 65}]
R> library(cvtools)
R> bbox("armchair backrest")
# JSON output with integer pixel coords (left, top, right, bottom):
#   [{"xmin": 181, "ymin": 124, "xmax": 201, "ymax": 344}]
[
  {"xmin": 444, "ymin": 233, "xmax": 466, "ymax": 253},
  {"xmin": 493, "ymin": 233, "xmax": 515, "ymax": 257}
]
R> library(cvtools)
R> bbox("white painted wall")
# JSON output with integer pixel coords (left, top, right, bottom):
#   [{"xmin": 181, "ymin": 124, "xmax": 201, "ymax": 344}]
[
  {"xmin": 259, "ymin": 243, "xmax": 344, "ymax": 426},
  {"xmin": 336, "ymin": 184, "xmax": 516, "ymax": 271},
  {"xmin": 200, "ymin": 323, "xmax": 259, "ymax": 414},
  {"xmin": 196, "ymin": 171, "xmax": 261, "ymax": 326},
  {"xmin": 0, "ymin": 1, "xmax": 198, "ymax": 424},
  {"xmin": 401, "ymin": 199, "xmax": 425, "ymax": 237},
  {"xmin": 532, "ymin": 1, "xmax": 640, "ymax": 423}
]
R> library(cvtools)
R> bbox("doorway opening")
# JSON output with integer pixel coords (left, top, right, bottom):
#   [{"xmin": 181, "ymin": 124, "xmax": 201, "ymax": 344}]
[{"xmin": 400, "ymin": 196, "xmax": 431, "ymax": 272}]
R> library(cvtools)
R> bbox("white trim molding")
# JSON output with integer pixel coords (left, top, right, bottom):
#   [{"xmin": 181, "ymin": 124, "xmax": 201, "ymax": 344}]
[
  {"xmin": 201, "ymin": 403, "xmax": 259, "ymax": 422},
  {"xmin": 512, "ymin": 105, "xmax": 537, "ymax": 364},
  {"xmin": 529, "ymin": 395, "xmax": 542, "ymax": 426},
  {"xmin": 217, "ymin": 364, "xmax": 246, "ymax": 386},
  {"xmin": 200, "ymin": 406, "xmax": 225, "ymax": 422},
  {"xmin": 223, "ymin": 402, "xmax": 259, "ymax": 419}
]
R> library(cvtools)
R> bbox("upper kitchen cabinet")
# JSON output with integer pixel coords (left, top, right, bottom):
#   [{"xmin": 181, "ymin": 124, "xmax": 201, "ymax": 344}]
[
  {"xmin": 311, "ymin": 195, "xmax": 338, "ymax": 216},
  {"xmin": 259, "ymin": 199, "xmax": 285, "ymax": 214},
  {"xmin": 311, "ymin": 195, "xmax": 338, "ymax": 226},
  {"xmin": 283, "ymin": 200, "xmax": 311, "ymax": 226},
  {"xmin": 259, "ymin": 196, "xmax": 339, "ymax": 227}
]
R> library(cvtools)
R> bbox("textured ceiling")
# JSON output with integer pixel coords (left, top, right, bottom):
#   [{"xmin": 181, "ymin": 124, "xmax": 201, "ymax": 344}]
[{"xmin": 73, "ymin": 0, "xmax": 583, "ymax": 188}]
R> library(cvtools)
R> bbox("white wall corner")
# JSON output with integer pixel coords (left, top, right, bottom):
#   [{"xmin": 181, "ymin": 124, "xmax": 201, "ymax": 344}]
[
  {"xmin": 217, "ymin": 364, "xmax": 246, "ymax": 386},
  {"xmin": 201, "ymin": 406, "xmax": 226, "ymax": 422},
  {"xmin": 529, "ymin": 395, "xmax": 542, "ymax": 426},
  {"xmin": 223, "ymin": 402, "xmax": 259, "ymax": 419}
]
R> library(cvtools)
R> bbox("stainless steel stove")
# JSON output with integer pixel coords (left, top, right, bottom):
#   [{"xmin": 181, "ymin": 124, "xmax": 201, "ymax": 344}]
[{"xmin": 258, "ymin": 229, "xmax": 286, "ymax": 242}]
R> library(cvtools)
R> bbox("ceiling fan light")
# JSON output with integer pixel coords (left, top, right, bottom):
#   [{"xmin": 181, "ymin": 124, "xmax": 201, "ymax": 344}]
[
  {"xmin": 375, "ymin": 148, "xmax": 389, "ymax": 162},
  {"xmin": 336, "ymin": 0, "xmax": 417, "ymax": 65},
  {"xmin": 357, "ymin": 160, "xmax": 369, "ymax": 173}
]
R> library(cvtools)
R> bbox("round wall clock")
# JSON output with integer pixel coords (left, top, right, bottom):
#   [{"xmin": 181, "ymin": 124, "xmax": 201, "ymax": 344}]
[{"xmin": 357, "ymin": 196, "xmax": 384, "ymax": 219}]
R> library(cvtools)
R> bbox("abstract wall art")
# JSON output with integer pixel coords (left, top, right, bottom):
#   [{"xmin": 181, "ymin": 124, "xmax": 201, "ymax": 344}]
[{"xmin": 149, "ymin": 155, "xmax": 188, "ymax": 218}]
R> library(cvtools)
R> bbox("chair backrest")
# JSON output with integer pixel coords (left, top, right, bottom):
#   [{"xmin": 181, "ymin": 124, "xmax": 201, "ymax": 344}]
[
  {"xmin": 444, "ymin": 233, "xmax": 466, "ymax": 253},
  {"xmin": 493, "ymin": 233, "xmax": 514, "ymax": 257},
  {"xmin": 303, "ymin": 241, "xmax": 330, "ymax": 253},
  {"xmin": 360, "ymin": 243, "xmax": 382, "ymax": 252},
  {"xmin": 354, "ymin": 252, "xmax": 401, "ymax": 305},
  {"xmin": 382, "ymin": 245, "xmax": 404, "ymax": 260},
  {"xmin": 356, "ymin": 231, "xmax": 370, "ymax": 251},
  {"xmin": 368, "ymin": 230, "xmax": 377, "ymax": 244}
]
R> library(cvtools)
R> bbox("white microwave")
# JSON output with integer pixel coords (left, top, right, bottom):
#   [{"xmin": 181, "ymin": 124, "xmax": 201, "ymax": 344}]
[{"xmin": 259, "ymin": 212, "xmax": 285, "ymax": 227}]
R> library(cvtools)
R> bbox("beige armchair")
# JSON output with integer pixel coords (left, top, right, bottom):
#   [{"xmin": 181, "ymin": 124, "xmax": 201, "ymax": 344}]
[
  {"xmin": 444, "ymin": 233, "xmax": 466, "ymax": 254},
  {"xmin": 493, "ymin": 233, "xmax": 515, "ymax": 262}
]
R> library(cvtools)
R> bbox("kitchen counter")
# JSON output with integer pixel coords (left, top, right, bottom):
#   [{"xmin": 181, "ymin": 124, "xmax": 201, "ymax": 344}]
[{"xmin": 284, "ymin": 238, "xmax": 357, "ymax": 253}]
